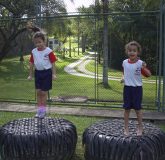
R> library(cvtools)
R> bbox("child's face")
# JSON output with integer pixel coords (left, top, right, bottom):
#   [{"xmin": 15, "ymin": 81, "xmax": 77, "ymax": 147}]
[
  {"xmin": 33, "ymin": 37, "xmax": 46, "ymax": 50},
  {"xmin": 127, "ymin": 45, "xmax": 139, "ymax": 61}
]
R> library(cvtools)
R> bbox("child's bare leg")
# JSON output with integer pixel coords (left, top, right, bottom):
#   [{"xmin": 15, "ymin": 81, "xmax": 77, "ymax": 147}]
[
  {"xmin": 41, "ymin": 91, "xmax": 48, "ymax": 106},
  {"xmin": 124, "ymin": 109, "xmax": 130, "ymax": 135},
  {"xmin": 36, "ymin": 89, "xmax": 42, "ymax": 106},
  {"xmin": 135, "ymin": 109, "xmax": 143, "ymax": 136}
]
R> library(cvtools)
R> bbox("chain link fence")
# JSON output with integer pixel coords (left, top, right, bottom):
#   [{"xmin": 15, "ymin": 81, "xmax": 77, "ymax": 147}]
[{"xmin": 0, "ymin": 0, "xmax": 164, "ymax": 111}]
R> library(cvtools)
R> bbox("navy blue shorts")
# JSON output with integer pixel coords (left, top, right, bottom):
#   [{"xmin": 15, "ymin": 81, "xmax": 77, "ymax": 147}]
[
  {"xmin": 123, "ymin": 86, "xmax": 143, "ymax": 110},
  {"xmin": 35, "ymin": 69, "xmax": 52, "ymax": 91}
]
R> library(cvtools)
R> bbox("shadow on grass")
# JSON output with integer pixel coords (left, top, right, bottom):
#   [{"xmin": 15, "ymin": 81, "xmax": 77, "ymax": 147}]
[{"xmin": 98, "ymin": 82, "xmax": 123, "ymax": 94}]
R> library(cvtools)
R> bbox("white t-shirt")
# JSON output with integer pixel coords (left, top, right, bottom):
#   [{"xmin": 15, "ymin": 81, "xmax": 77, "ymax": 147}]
[
  {"xmin": 122, "ymin": 59, "xmax": 143, "ymax": 87},
  {"xmin": 32, "ymin": 47, "xmax": 53, "ymax": 70}
]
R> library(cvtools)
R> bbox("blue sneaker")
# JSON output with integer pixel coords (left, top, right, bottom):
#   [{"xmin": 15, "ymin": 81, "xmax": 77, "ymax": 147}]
[{"xmin": 35, "ymin": 108, "xmax": 46, "ymax": 118}]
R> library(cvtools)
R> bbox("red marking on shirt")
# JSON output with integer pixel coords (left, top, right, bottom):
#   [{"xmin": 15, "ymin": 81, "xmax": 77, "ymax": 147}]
[{"xmin": 29, "ymin": 52, "xmax": 57, "ymax": 64}]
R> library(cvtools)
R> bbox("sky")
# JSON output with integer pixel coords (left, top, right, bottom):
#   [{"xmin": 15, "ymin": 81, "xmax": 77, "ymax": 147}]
[{"xmin": 64, "ymin": 0, "xmax": 94, "ymax": 13}]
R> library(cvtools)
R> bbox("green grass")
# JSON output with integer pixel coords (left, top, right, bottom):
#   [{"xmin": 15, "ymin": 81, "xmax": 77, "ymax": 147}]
[
  {"xmin": 0, "ymin": 111, "xmax": 165, "ymax": 160},
  {"xmin": 158, "ymin": 124, "xmax": 165, "ymax": 131}
]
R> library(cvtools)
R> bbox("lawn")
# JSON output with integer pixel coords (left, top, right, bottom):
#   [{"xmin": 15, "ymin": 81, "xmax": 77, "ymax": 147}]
[{"xmin": 0, "ymin": 111, "xmax": 165, "ymax": 160}]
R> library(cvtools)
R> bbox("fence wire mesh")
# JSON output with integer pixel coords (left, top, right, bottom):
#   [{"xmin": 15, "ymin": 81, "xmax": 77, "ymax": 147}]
[{"xmin": 0, "ymin": 0, "xmax": 164, "ymax": 111}]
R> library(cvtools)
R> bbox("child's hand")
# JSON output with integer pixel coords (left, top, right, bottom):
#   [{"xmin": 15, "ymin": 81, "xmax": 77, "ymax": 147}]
[
  {"xmin": 141, "ymin": 61, "xmax": 151, "ymax": 77},
  {"xmin": 27, "ymin": 76, "xmax": 32, "ymax": 80},
  {"xmin": 142, "ymin": 61, "xmax": 147, "ymax": 68},
  {"xmin": 120, "ymin": 78, "xmax": 124, "ymax": 83},
  {"xmin": 52, "ymin": 74, "xmax": 57, "ymax": 80}
]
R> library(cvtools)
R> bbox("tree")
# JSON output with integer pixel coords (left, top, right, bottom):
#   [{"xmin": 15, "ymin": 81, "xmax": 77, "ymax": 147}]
[
  {"xmin": 107, "ymin": 0, "xmax": 160, "ymax": 73},
  {"xmin": 0, "ymin": 0, "xmax": 73, "ymax": 61},
  {"xmin": 102, "ymin": 0, "xmax": 109, "ymax": 87},
  {"xmin": 68, "ymin": 6, "xmax": 98, "ymax": 54}
]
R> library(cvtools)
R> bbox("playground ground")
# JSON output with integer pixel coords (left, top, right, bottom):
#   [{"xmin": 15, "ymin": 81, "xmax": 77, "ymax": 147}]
[{"xmin": 0, "ymin": 102, "xmax": 165, "ymax": 123}]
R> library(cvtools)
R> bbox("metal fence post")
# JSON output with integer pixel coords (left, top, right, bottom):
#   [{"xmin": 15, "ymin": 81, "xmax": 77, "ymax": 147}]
[
  {"xmin": 157, "ymin": 0, "xmax": 163, "ymax": 111},
  {"xmin": 35, "ymin": 0, "xmax": 42, "ymax": 28},
  {"xmin": 162, "ymin": 1, "xmax": 165, "ymax": 112}
]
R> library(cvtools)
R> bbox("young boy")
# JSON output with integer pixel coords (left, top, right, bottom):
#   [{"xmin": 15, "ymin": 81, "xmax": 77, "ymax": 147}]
[{"xmin": 121, "ymin": 41, "xmax": 151, "ymax": 136}]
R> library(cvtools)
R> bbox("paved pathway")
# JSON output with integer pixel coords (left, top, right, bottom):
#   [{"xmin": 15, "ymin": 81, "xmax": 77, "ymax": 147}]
[{"xmin": 0, "ymin": 102, "xmax": 165, "ymax": 122}]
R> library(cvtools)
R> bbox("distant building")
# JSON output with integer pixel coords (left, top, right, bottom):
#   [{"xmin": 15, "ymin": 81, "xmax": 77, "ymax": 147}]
[{"xmin": 48, "ymin": 38, "xmax": 63, "ymax": 51}]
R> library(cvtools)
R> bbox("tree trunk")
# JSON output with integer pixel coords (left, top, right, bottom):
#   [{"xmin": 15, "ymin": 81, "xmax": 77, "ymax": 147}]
[
  {"xmin": 102, "ymin": 0, "xmax": 109, "ymax": 87},
  {"xmin": 82, "ymin": 33, "xmax": 87, "ymax": 54},
  {"xmin": 77, "ymin": 18, "xmax": 80, "ymax": 55},
  {"xmin": 69, "ymin": 35, "xmax": 71, "ymax": 57},
  {"xmin": 0, "ymin": 27, "xmax": 27, "ymax": 62},
  {"xmin": 0, "ymin": 43, "xmax": 11, "ymax": 62}
]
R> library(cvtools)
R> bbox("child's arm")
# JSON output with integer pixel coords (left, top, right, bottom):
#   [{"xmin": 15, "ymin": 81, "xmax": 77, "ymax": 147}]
[
  {"xmin": 49, "ymin": 51, "xmax": 57, "ymax": 80},
  {"xmin": 52, "ymin": 62, "xmax": 57, "ymax": 80},
  {"xmin": 120, "ymin": 66, "xmax": 124, "ymax": 83},
  {"xmin": 120, "ymin": 74, "xmax": 124, "ymax": 83},
  {"xmin": 141, "ymin": 62, "xmax": 151, "ymax": 77},
  {"xmin": 27, "ymin": 62, "xmax": 34, "ymax": 80}
]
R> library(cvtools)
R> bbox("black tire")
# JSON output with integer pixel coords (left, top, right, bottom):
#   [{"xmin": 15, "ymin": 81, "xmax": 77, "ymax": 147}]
[
  {"xmin": 0, "ymin": 117, "xmax": 77, "ymax": 160},
  {"xmin": 82, "ymin": 119, "xmax": 165, "ymax": 160}
]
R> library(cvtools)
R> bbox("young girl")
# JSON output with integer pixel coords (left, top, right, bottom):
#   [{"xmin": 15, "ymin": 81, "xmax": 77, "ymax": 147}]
[
  {"xmin": 121, "ymin": 41, "xmax": 151, "ymax": 136},
  {"xmin": 27, "ymin": 31, "xmax": 57, "ymax": 118}
]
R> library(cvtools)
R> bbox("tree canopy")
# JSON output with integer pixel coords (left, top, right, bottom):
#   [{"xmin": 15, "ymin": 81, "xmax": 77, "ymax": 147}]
[{"xmin": 0, "ymin": 0, "xmax": 69, "ymax": 61}]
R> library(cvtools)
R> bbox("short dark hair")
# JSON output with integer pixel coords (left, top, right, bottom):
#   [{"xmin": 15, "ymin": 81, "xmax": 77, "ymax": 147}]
[
  {"xmin": 125, "ymin": 41, "xmax": 142, "ymax": 54},
  {"xmin": 33, "ymin": 31, "xmax": 46, "ymax": 42}
]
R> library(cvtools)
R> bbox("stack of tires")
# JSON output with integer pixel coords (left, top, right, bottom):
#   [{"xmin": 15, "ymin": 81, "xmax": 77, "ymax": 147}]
[
  {"xmin": 0, "ymin": 117, "xmax": 77, "ymax": 160},
  {"xmin": 83, "ymin": 119, "xmax": 165, "ymax": 160}
]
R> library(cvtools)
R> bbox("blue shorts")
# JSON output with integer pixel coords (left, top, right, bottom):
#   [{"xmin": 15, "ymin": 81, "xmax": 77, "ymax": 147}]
[
  {"xmin": 123, "ymin": 86, "xmax": 142, "ymax": 110},
  {"xmin": 35, "ymin": 69, "xmax": 52, "ymax": 91}
]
